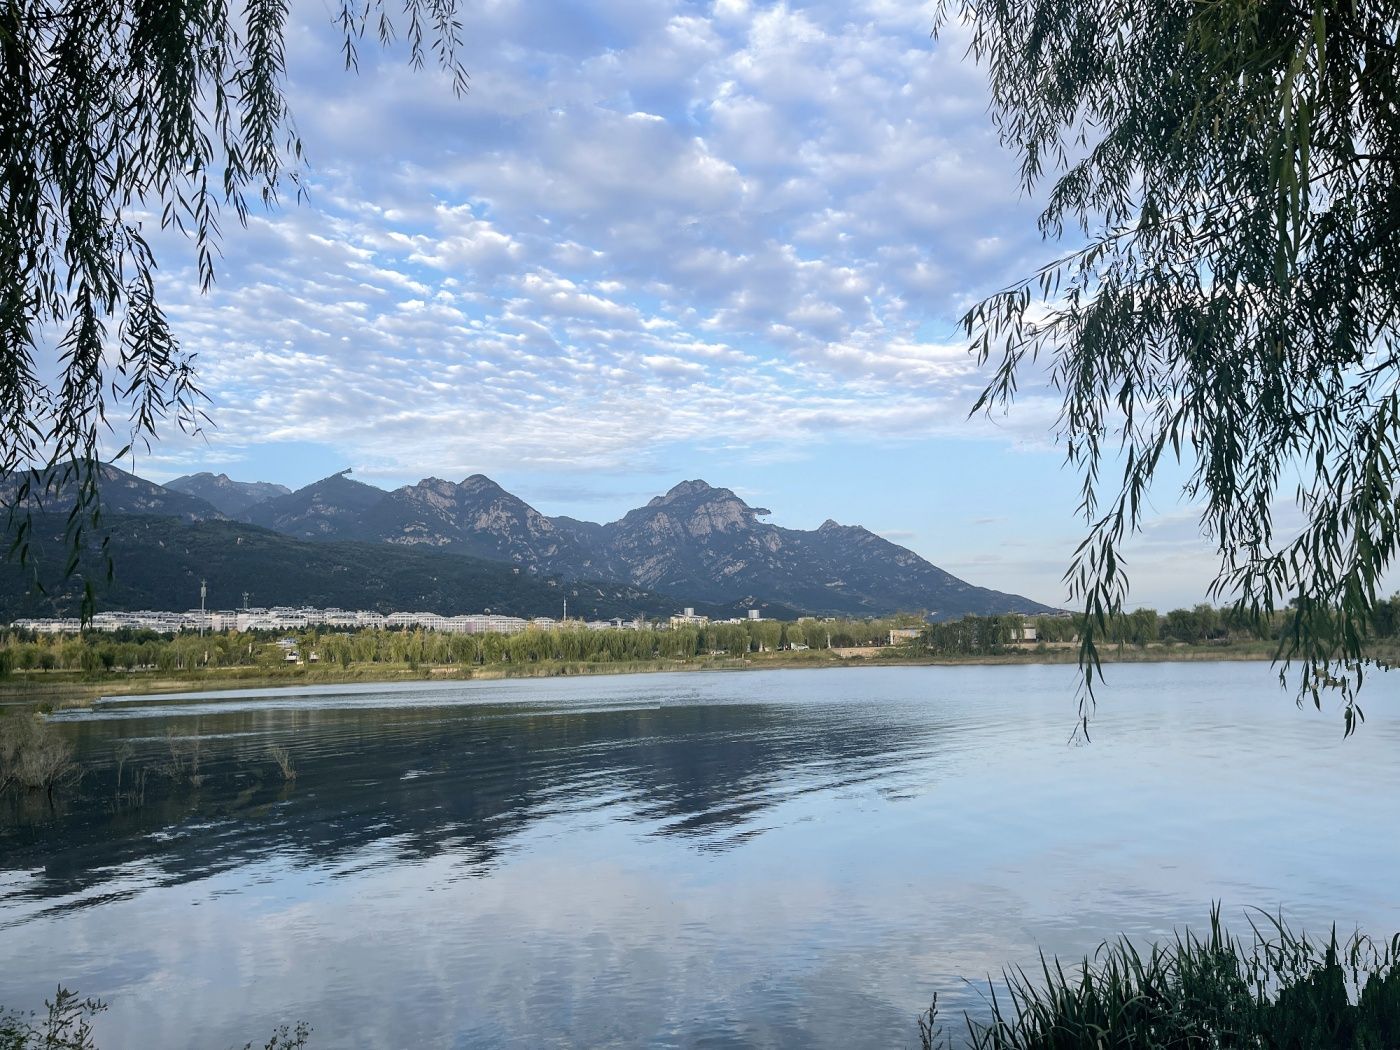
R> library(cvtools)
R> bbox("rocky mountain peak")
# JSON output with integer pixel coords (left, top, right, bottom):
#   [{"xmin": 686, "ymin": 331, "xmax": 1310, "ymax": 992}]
[
  {"xmin": 645, "ymin": 480, "xmax": 760, "ymax": 516},
  {"xmin": 647, "ymin": 479, "xmax": 718, "ymax": 507},
  {"xmin": 622, "ymin": 481, "xmax": 769, "ymax": 546},
  {"xmin": 461, "ymin": 474, "xmax": 504, "ymax": 490},
  {"xmin": 667, "ymin": 479, "xmax": 714, "ymax": 499},
  {"xmin": 406, "ymin": 477, "xmax": 456, "ymax": 498}
]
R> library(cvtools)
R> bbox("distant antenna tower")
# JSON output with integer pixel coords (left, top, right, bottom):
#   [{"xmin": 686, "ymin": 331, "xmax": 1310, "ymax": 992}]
[
  {"xmin": 242, "ymin": 591, "xmax": 251, "ymax": 611},
  {"xmin": 562, "ymin": 596, "xmax": 567, "ymax": 623},
  {"xmin": 199, "ymin": 579, "xmax": 207, "ymax": 636}
]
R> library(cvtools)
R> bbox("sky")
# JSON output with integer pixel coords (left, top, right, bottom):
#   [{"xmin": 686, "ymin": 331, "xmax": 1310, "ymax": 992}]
[{"xmin": 117, "ymin": 0, "xmax": 1232, "ymax": 610}]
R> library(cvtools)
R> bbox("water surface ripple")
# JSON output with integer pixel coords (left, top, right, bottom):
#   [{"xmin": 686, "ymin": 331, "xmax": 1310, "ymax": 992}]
[{"xmin": 2, "ymin": 663, "xmax": 1398, "ymax": 1048}]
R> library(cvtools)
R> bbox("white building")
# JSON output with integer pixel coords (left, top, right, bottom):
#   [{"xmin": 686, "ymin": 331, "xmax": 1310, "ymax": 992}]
[{"xmin": 10, "ymin": 606, "xmax": 534, "ymax": 636}]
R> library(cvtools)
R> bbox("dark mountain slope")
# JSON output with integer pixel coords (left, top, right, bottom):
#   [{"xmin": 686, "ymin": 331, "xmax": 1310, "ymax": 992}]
[
  {"xmin": 243, "ymin": 472, "xmax": 390, "ymax": 537},
  {"xmin": 0, "ymin": 462, "xmax": 223, "ymax": 521},
  {"xmin": 0, "ymin": 515, "xmax": 792, "ymax": 622}
]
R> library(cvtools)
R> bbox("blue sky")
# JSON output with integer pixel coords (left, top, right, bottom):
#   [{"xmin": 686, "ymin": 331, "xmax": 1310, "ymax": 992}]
[{"xmin": 121, "ymin": 0, "xmax": 1230, "ymax": 610}]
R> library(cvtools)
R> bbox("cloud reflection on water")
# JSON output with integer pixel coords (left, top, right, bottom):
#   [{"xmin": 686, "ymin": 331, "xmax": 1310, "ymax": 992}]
[{"xmin": 1, "ymin": 664, "xmax": 1398, "ymax": 1049}]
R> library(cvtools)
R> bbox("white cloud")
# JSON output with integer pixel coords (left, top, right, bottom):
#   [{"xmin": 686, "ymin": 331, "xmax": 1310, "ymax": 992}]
[{"xmin": 130, "ymin": 0, "xmax": 1061, "ymax": 488}]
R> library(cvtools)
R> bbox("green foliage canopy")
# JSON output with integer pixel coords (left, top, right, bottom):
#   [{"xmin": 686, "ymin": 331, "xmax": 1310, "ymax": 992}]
[{"xmin": 938, "ymin": 0, "xmax": 1400, "ymax": 732}]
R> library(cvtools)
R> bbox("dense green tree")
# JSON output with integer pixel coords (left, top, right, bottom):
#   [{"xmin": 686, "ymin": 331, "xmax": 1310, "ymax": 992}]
[
  {"xmin": 1096, "ymin": 608, "xmax": 1153, "ymax": 647},
  {"xmin": 941, "ymin": 0, "xmax": 1400, "ymax": 732},
  {"xmin": 1163, "ymin": 609, "xmax": 1205, "ymax": 646},
  {"xmin": 1370, "ymin": 594, "xmax": 1400, "ymax": 638},
  {"xmin": 1033, "ymin": 615, "xmax": 1079, "ymax": 644},
  {"xmin": 921, "ymin": 614, "xmax": 1024, "ymax": 655}
]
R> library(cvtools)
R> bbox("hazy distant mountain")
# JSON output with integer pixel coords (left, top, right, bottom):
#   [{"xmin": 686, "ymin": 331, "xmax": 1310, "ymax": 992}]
[
  {"xmin": 166, "ymin": 472, "xmax": 290, "ymax": 516},
  {"xmin": 0, "ymin": 514, "xmax": 791, "ymax": 622},
  {"xmin": 244, "ymin": 471, "xmax": 390, "ymax": 537},
  {"xmin": 0, "ymin": 463, "xmax": 223, "ymax": 522}
]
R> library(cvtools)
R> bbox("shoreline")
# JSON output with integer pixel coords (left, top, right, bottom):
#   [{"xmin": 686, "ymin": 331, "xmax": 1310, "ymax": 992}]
[{"xmin": 0, "ymin": 643, "xmax": 1288, "ymax": 709}]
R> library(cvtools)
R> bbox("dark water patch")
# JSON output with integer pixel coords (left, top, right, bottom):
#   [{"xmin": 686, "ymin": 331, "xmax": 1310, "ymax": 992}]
[{"xmin": 3, "ymin": 675, "xmax": 961, "ymax": 908}]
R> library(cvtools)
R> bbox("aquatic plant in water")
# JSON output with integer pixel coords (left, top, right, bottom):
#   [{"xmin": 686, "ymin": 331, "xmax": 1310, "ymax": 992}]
[
  {"xmin": 921, "ymin": 907, "xmax": 1400, "ymax": 1049},
  {"xmin": 0, "ymin": 988, "xmax": 104, "ymax": 1049},
  {"xmin": 0, "ymin": 988, "xmax": 309, "ymax": 1049},
  {"xmin": 0, "ymin": 715, "xmax": 79, "ymax": 799}
]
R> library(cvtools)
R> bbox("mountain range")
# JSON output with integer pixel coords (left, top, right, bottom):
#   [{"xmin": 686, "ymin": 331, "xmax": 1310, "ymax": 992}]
[
  {"xmin": 2, "ymin": 464, "xmax": 1057, "ymax": 620},
  {"xmin": 0, "ymin": 514, "xmax": 781, "ymax": 623}
]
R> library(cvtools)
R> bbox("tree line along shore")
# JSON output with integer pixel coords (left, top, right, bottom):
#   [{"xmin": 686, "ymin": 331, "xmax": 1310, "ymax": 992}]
[{"xmin": 5, "ymin": 600, "xmax": 1400, "ymax": 703}]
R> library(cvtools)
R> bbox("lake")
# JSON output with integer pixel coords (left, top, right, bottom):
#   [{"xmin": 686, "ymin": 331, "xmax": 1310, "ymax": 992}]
[{"xmin": 2, "ymin": 662, "xmax": 1398, "ymax": 1048}]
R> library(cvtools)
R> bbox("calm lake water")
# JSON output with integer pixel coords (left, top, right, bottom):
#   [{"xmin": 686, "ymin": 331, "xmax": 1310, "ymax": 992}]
[{"xmin": 2, "ymin": 663, "xmax": 1398, "ymax": 1048}]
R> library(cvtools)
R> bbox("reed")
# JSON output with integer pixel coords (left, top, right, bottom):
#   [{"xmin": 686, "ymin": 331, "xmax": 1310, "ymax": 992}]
[
  {"xmin": 922, "ymin": 906, "xmax": 1400, "ymax": 1049},
  {"xmin": 268, "ymin": 745, "xmax": 297, "ymax": 781},
  {"xmin": 162, "ymin": 728, "xmax": 205, "ymax": 786}
]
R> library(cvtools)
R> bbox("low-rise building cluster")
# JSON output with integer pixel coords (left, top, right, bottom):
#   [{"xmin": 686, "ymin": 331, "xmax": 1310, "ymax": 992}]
[
  {"xmin": 7, "ymin": 606, "xmax": 673, "ymax": 636},
  {"xmin": 669, "ymin": 607, "xmax": 764, "ymax": 628}
]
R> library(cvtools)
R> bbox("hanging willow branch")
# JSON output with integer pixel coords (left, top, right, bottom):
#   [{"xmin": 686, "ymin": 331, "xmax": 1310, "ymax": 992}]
[
  {"xmin": 937, "ymin": 0, "xmax": 1400, "ymax": 734},
  {"xmin": 0, "ymin": 0, "xmax": 468, "ymax": 613}
]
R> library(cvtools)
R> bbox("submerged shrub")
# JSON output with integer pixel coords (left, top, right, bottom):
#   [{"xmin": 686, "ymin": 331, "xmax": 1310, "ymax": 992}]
[
  {"xmin": 0, "ymin": 715, "xmax": 79, "ymax": 798},
  {"xmin": 922, "ymin": 907, "xmax": 1400, "ymax": 1049},
  {"xmin": 268, "ymin": 746, "xmax": 297, "ymax": 782}
]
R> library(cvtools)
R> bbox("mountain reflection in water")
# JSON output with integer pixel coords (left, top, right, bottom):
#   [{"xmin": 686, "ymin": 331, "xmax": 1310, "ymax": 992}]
[{"xmin": 3, "ymin": 674, "xmax": 953, "ymax": 911}]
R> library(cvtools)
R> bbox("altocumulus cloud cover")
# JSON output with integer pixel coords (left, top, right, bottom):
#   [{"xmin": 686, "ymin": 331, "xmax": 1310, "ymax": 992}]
[{"xmin": 112, "ymin": 0, "xmax": 1226, "ymax": 609}]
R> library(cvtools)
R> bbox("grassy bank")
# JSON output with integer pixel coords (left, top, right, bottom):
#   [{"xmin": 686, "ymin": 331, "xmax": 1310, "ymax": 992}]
[{"xmin": 0, "ymin": 654, "xmax": 768, "ymax": 707}]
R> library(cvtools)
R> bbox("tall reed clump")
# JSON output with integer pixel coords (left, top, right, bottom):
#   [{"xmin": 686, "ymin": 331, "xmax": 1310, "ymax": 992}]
[
  {"xmin": 162, "ymin": 728, "xmax": 205, "ymax": 787},
  {"xmin": 921, "ymin": 907, "xmax": 1400, "ymax": 1049}
]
